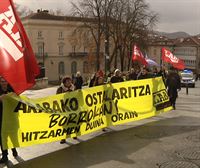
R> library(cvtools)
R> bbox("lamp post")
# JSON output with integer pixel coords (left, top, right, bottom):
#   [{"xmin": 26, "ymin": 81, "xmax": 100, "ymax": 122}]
[
  {"xmin": 42, "ymin": 42, "xmax": 45, "ymax": 67},
  {"xmin": 105, "ymin": 39, "xmax": 109, "ymax": 75}
]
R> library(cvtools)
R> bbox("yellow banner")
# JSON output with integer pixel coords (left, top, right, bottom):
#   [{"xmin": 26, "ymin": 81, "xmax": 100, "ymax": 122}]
[{"xmin": 2, "ymin": 77, "xmax": 172, "ymax": 149}]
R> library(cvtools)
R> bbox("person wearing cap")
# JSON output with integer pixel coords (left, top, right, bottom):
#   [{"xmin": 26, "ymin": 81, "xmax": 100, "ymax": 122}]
[
  {"xmin": 0, "ymin": 77, "xmax": 18, "ymax": 164},
  {"xmin": 56, "ymin": 76, "xmax": 76, "ymax": 143},
  {"xmin": 110, "ymin": 69, "xmax": 124, "ymax": 83}
]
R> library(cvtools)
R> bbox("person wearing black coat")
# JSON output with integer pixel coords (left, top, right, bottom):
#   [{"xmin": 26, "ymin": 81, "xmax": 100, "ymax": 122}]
[
  {"xmin": 166, "ymin": 67, "xmax": 181, "ymax": 110},
  {"xmin": 74, "ymin": 71, "xmax": 83, "ymax": 90},
  {"xmin": 110, "ymin": 69, "xmax": 124, "ymax": 83}
]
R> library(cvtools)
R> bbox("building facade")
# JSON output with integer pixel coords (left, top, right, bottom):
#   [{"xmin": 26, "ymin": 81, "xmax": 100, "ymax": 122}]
[
  {"xmin": 22, "ymin": 10, "xmax": 105, "ymax": 83},
  {"xmin": 147, "ymin": 34, "xmax": 200, "ymax": 74}
]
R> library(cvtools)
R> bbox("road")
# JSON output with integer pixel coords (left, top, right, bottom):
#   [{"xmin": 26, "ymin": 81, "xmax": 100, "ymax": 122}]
[{"xmin": 2, "ymin": 81, "xmax": 200, "ymax": 168}]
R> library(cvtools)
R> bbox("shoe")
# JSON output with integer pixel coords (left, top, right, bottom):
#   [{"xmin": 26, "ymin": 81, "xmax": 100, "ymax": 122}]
[
  {"xmin": 173, "ymin": 105, "xmax": 176, "ymax": 110},
  {"xmin": 60, "ymin": 139, "xmax": 66, "ymax": 144},
  {"xmin": 73, "ymin": 137, "xmax": 77, "ymax": 140},
  {"xmin": 102, "ymin": 128, "xmax": 106, "ymax": 132},
  {"xmin": 12, "ymin": 149, "xmax": 18, "ymax": 157},
  {"xmin": 0, "ymin": 156, "xmax": 8, "ymax": 164}
]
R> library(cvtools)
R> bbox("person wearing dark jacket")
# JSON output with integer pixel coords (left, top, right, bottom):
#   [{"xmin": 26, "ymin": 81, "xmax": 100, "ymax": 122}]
[
  {"xmin": 128, "ymin": 68, "xmax": 138, "ymax": 80},
  {"xmin": 74, "ymin": 71, "xmax": 83, "ymax": 90},
  {"xmin": 0, "ymin": 77, "xmax": 18, "ymax": 164},
  {"xmin": 137, "ymin": 67, "xmax": 152, "ymax": 80},
  {"xmin": 166, "ymin": 67, "xmax": 181, "ymax": 110},
  {"xmin": 110, "ymin": 69, "xmax": 124, "ymax": 83}
]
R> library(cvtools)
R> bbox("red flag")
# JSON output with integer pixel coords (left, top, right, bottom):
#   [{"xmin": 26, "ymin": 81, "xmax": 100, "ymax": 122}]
[
  {"xmin": 0, "ymin": 0, "xmax": 40, "ymax": 94},
  {"xmin": 162, "ymin": 48, "xmax": 185, "ymax": 70},
  {"xmin": 132, "ymin": 45, "xmax": 148, "ymax": 66}
]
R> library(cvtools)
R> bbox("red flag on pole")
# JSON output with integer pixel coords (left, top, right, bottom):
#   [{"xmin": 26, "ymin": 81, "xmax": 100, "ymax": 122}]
[
  {"xmin": 132, "ymin": 45, "xmax": 148, "ymax": 66},
  {"xmin": 0, "ymin": 0, "xmax": 40, "ymax": 94},
  {"xmin": 162, "ymin": 48, "xmax": 185, "ymax": 70}
]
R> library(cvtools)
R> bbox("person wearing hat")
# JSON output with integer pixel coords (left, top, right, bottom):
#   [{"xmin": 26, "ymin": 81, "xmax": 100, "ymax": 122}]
[{"xmin": 110, "ymin": 69, "xmax": 124, "ymax": 83}]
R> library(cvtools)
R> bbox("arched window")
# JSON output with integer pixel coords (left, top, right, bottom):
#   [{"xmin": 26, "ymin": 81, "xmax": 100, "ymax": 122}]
[
  {"xmin": 71, "ymin": 61, "xmax": 77, "ymax": 74},
  {"xmin": 58, "ymin": 61, "xmax": 65, "ymax": 75},
  {"xmin": 83, "ymin": 61, "xmax": 89, "ymax": 73}
]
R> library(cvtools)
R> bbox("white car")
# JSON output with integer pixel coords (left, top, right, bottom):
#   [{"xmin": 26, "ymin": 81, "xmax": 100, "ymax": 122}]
[{"xmin": 180, "ymin": 70, "xmax": 195, "ymax": 88}]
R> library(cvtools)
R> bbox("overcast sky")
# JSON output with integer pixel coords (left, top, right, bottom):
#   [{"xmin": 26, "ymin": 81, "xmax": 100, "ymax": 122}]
[{"xmin": 15, "ymin": 0, "xmax": 200, "ymax": 35}]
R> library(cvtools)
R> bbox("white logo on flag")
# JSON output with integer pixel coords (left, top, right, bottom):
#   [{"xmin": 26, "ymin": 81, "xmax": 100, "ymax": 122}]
[
  {"xmin": 0, "ymin": 6, "xmax": 23, "ymax": 61},
  {"xmin": 165, "ymin": 50, "xmax": 179, "ymax": 63}
]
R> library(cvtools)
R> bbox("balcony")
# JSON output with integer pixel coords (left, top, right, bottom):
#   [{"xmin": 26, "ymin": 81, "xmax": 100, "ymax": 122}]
[
  {"xmin": 35, "ymin": 52, "xmax": 48, "ymax": 58},
  {"xmin": 69, "ymin": 52, "xmax": 88, "ymax": 57}
]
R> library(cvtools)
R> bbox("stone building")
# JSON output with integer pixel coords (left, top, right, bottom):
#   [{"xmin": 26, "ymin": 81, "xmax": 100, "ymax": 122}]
[{"xmin": 22, "ymin": 10, "xmax": 105, "ymax": 83}]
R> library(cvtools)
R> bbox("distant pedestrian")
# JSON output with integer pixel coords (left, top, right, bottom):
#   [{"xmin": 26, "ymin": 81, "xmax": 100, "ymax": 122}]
[
  {"xmin": 74, "ymin": 71, "xmax": 83, "ymax": 90},
  {"xmin": 166, "ymin": 67, "xmax": 181, "ymax": 110}
]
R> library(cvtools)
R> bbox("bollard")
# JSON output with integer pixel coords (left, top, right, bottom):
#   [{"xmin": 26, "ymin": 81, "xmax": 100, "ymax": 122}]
[{"xmin": 186, "ymin": 82, "xmax": 188, "ymax": 95}]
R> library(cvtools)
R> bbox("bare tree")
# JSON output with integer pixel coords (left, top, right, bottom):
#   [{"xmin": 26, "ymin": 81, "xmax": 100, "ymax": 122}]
[
  {"xmin": 70, "ymin": 0, "xmax": 158, "ymax": 72},
  {"xmin": 108, "ymin": 0, "xmax": 158, "ymax": 71}
]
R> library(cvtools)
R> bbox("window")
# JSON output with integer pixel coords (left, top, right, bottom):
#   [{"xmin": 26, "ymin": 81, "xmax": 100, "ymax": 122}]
[
  {"xmin": 71, "ymin": 61, "xmax": 77, "ymax": 74},
  {"xmin": 58, "ymin": 61, "xmax": 65, "ymax": 75},
  {"xmin": 59, "ymin": 31, "xmax": 64, "ymax": 39},
  {"xmin": 59, "ymin": 45, "xmax": 64, "ymax": 55},
  {"xmin": 38, "ymin": 31, "xmax": 43, "ymax": 39},
  {"xmin": 38, "ymin": 42, "xmax": 44, "ymax": 56},
  {"xmin": 72, "ymin": 46, "xmax": 76, "ymax": 53},
  {"xmin": 83, "ymin": 61, "xmax": 89, "ymax": 73}
]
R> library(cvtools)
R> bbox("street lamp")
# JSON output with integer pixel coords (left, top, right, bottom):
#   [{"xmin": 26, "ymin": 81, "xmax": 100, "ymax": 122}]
[{"xmin": 42, "ymin": 42, "xmax": 45, "ymax": 67}]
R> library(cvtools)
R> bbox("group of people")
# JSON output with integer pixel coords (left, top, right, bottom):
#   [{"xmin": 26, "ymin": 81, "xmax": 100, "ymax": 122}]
[
  {"xmin": 0, "ymin": 65, "xmax": 181, "ymax": 163},
  {"xmin": 57, "ymin": 65, "xmax": 181, "ymax": 113}
]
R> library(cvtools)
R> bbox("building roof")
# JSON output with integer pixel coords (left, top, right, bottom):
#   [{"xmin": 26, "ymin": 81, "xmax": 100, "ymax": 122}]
[{"xmin": 22, "ymin": 9, "xmax": 96, "ymax": 23}]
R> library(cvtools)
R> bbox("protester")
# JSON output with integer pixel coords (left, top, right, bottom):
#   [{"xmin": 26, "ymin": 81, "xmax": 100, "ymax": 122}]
[
  {"xmin": 56, "ymin": 76, "xmax": 76, "ymax": 143},
  {"xmin": 137, "ymin": 67, "xmax": 152, "ymax": 80},
  {"xmin": 110, "ymin": 69, "xmax": 124, "ymax": 83},
  {"xmin": 166, "ymin": 67, "xmax": 181, "ymax": 110},
  {"xmin": 157, "ymin": 66, "xmax": 167, "ymax": 85},
  {"xmin": 128, "ymin": 68, "xmax": 138, "ymax": 80},
  {"xmin": 152, "ymin": 66, "xmax": 159, "ymax": 77},
  {"xmin": 74, "ymin": 71, "xmax": 83, "ymax": 90},
  {"xmin": 0, "ymin": 77, "xmax": 18, "ymax": 164},
  {"xmin": 89, "ymin": 73, "xmax": 97, "ymax": 87}
]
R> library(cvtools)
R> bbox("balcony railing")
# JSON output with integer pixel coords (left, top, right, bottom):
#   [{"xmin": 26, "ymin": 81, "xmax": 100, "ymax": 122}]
[
  {"xmin": 35, "ymin": 52, "xmax": 48, "ymax": 58},
  {"xmin": 69, "ymin": 52, "xmax": 88, "ymax": 57}
]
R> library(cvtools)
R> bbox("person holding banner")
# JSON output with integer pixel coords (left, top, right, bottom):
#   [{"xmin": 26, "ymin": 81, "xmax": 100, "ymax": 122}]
[
  {"xmin": 56, "ymin": 76, "xmax": 76, "ymax": 143},
  {"xmin": 0, "ymin": 77, "xmax": 18, "ymax": 164}
]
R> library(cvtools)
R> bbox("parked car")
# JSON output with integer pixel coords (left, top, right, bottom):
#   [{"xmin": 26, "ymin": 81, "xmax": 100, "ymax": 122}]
[{"xmin": 180, "ymin": 70, "xmax": 195, "ymax": 88}]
